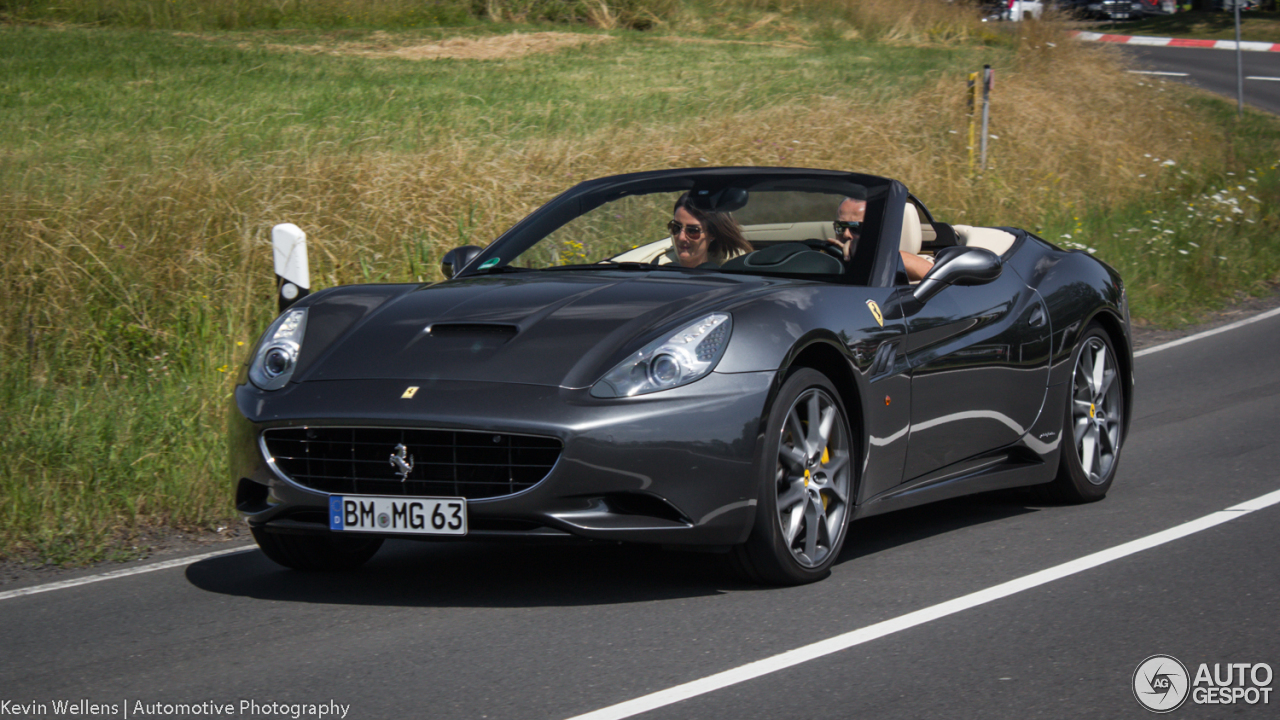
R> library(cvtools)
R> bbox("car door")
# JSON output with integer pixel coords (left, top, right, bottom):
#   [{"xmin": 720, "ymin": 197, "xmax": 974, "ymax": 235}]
[{"xmin": 899, "ymin": 267, "xmax": 1051, "ymax": 482}]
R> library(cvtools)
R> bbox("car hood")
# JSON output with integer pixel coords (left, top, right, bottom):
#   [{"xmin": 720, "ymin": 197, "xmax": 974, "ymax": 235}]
[{"xmin": 298, "ymin": 271, "xmax": 765, "ymax": 389}]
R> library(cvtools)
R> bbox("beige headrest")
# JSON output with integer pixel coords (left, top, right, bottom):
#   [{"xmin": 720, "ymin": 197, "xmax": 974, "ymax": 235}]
[{"xmin": 900, "ymin": 204, "xmax": 923, "ymax": 255}]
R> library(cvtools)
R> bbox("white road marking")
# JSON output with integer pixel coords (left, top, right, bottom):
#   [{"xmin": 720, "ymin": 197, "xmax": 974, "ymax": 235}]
[
  {"xmin": 1125, "ymin": 37, "xmax": 1175, "ymax": 48},
  {"xmin": 566, "ymin": 487, "xmax": 1280, "ymax": 720},
  {"xmin": 1127, "ymin": 70, "xmax": 1189, "ymax": 77},
  {"xmin": 1246, "ymin": 76, "xmax": 1280, "ymax": 82},
  {"xmin": 0, "ymin": 545, "xmax": 255, "ymax": 601},
  {"xmin": 1219, "ymin": 41, "xmax": 1279, "ymax": 53},
  {"xmin": 1134, "ymin": 305, "xmax": 1280, "ymax": 358}
]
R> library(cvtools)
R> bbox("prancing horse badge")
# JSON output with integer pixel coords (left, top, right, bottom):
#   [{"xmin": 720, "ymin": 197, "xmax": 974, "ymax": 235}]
[{"xmin": 865, "ymin": 299, "xmax": 884, "ymax": 327}]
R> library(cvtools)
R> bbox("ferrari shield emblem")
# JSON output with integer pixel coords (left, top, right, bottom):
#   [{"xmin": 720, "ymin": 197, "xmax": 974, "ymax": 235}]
[
  {"xmin": 401, "ymin": 386, "xmax": 419, "ymax": 399},
  {"xmin": 865, "ymin": 299, "xmax": 884, "ymax": 327}
]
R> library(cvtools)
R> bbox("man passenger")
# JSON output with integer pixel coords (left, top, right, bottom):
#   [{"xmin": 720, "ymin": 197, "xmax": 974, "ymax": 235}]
[{"xmin": 827, "ymin": 188, "xmax": 933, "ymax": 282}]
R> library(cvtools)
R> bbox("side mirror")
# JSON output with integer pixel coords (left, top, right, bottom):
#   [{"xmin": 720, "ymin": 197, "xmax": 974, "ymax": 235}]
[
  {"xmin": 912, "ymin": 247, "xmax": 1002, "ymax": 304},
  {"xmin": 272, "ymin": 223, "xmax": 310, "ymax": 313},
  {"xmin": 441, "ymin": 245, "xmax": 483, "ymax": 279}
]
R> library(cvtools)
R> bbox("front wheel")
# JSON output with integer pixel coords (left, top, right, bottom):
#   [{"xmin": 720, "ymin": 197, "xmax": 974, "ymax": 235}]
[
  {"xmin": 1043, "ymin": 324, "xmax": 1125, "ymax": 503},
  {"xmin": 251, "ymin": 526, "xmax": 383, "ymax": 571},
  {"xmin": 733, "ymin": 368, "xmax": 854, "ymax": 585}
]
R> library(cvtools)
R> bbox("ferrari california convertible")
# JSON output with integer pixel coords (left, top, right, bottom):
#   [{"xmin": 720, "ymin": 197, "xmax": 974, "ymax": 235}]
[{"xmin": 230, "ymin": 167, "xmax": 1132, "ymax": 585}]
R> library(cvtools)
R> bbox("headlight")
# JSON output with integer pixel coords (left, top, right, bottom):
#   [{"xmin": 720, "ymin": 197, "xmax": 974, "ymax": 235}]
[
  {"xmin": 248, "ymin": 308, "xmax": 308, "ymax": 391},
  {"xmin": 591, "ymin": 313, "xmax": 732, "ymax": 398}
]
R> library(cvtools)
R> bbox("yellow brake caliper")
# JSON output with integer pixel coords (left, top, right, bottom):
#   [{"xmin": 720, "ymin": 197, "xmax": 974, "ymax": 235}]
[
  {"xmin": 819, "ymin": 446, "xmax": 830, "ymax": 510},
  {"xmin": 805, "ymin": 448, "xmax": 833, "ymax": 510}
]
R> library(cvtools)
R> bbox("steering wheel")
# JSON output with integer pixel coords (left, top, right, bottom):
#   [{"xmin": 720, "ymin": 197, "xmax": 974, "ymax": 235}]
[{"xmin": 803, "ymin": 238, "xmax": 846, "ymax": 262}]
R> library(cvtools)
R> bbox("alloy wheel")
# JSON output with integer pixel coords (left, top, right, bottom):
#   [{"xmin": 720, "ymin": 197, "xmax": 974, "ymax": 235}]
[
  {"xmin": 1070, "ymin": 336, "xmax": 1123, "ymax": 485},
  {"xmin": 774, "ymin": 387, "xmax": 851, "ymax": 567}
]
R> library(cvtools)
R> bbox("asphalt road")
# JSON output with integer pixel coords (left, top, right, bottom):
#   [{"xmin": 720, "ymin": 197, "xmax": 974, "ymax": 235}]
[
  {"xmin": 3, "ymin": 308, "xmax": 1278, "ymax": 720},
  {"xmin": 1118, "ymin": 44, "xmax": 1280, "ymax": 114}
]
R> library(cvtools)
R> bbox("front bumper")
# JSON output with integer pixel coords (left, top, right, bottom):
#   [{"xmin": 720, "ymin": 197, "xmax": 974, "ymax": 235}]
[{"xmin": 231, "ymin": 371, "xmax": 775, "ymax": 547}]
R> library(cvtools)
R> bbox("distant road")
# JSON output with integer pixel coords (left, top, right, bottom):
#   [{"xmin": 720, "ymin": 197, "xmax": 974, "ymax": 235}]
[{"xmin": 1118, "ymin": 44, "xmax": 1280, "ymax": 114}]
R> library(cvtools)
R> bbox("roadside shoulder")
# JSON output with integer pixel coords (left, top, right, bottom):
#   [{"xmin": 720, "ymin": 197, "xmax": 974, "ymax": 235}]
[{"xmin": 1131, "ymin": 285, "xmax": 1280, "ymax": 350}]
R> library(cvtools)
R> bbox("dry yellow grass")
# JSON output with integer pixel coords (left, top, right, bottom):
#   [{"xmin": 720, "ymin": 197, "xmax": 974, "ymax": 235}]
[{"xmin": 245, "ymin": 30, "xmax": 617, "ymax": 61}]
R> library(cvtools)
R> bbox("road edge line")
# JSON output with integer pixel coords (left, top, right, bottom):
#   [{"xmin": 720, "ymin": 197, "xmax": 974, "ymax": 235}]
[
  {"xmin": 563, "ymin": 486, "xmax": 1280, "ymax": 720},
  {"xmin": 0, "ymin": 545, "xmax": 256, "ymax": 602},
  {"xmin": 1134, "ymin": 306, "xmax": 1280, "ymax": 358}
]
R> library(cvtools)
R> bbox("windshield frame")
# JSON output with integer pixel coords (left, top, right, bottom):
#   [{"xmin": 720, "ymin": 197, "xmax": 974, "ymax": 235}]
[{"xmin": 456, "ymin": 167, "xmax": 907, "ymax": 287}]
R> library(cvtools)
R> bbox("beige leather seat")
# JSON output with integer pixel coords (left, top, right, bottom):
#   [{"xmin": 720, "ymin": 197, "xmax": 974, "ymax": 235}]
[
  {"xmin": 899, "ymin": 203, "xmax": 935, "ymax": 282},
  {"xmin": 953, "ymin": 224, "xmax": 1016, "ymax": 256},
  {"xmin": 901, "ymin": 203, "xmax": 923, "ymax": 256}
]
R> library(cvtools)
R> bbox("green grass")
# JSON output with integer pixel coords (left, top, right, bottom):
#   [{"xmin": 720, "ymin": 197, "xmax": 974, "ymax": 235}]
[
  {"xmin": 3, "ymin": 1, "xmax": 1280, "ymax": 565},
  {"xmin": 1041, "ymin": 170, "xmax": 1280, "ymax": 323},
  {"xmin": 1031, "ymin": 91, "xmax": 1280, "ymax": 322},
  {"xmin": 0, "ymin": 0, "xmax": 674, "ymax": 30},
  {"xmin": 0, "ymin": 25, "xmax": 990, "ymax": 184},
  {"xmin": 0, "ymin": 369, "xmax": 230, "ymax": 564},
  {"xmin": 2, "ymin": 0, "xmax": 475, "ymax": 30}
]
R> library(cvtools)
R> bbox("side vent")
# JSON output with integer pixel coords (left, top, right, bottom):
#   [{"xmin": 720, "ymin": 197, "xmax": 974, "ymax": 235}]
[{"xmin": 870, "ymin": 341, "xmax": 899, "ymax": 378}]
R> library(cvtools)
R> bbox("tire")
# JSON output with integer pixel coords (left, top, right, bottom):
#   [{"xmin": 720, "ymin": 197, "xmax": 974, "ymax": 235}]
[
  {"xmin": 733, "ymin": 368, "xmax": 854, "ymax": 585},
  {"xmin": 1043, "ymin": 324, "xmax": 1125, "ymax": 503},
  {"xmin": 251, "ymin": 526, "xmax": 383, "ymax": 571}
]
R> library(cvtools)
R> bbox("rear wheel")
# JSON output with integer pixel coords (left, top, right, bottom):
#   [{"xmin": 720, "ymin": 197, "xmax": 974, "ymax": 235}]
[
  {"xmin": 1043, "ymin": 324, "xmax": 1125, "ymax": 503},
  {"xmin": 733, "ymin": 368, "xmax": 853, "ymax": 585},
  {"xmin": 251, "ymin": 526, "xmax": 383, "ymax": 571}
]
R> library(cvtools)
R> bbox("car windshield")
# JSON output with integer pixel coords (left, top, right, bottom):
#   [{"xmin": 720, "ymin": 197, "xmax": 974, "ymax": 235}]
[{"xmin": 475, "ymin": 172, "xmax": 888, "ymax": 284}]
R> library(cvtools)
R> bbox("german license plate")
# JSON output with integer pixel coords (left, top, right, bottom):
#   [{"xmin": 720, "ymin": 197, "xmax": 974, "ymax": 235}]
[{"xmin": 329, "ymin": 495, "xmax": 467, "ymax": 535}]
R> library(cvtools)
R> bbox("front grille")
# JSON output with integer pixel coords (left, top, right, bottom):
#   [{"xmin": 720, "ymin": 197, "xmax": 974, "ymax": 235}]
[{"xmin": 263, "ymin": 427, "xmax": 562, "ymax": 500}]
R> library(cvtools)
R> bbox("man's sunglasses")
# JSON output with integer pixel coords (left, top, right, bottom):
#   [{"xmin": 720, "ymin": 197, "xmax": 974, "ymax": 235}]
[
  {"xmin": 668, "ymin": 220, "xmax": 706, "ymax": 240},
  {"xmin": 833, "ymin": 220, "xmax": 862, "ymax": 234}
]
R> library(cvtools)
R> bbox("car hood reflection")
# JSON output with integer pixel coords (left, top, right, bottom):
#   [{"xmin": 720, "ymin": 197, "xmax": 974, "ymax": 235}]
[{"xmin": 301, "ymin": 272, "xmax": 761, "ymax": 388}]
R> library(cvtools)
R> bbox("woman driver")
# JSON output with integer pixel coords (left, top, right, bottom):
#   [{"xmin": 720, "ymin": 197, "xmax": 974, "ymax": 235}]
[{"xmin": 665, "ymin": 191, "xmax": 752, "ymax": 268}]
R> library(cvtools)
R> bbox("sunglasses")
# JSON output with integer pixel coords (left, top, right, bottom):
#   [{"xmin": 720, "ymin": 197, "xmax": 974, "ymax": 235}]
[
  {"xmin": 668, "ymin": 220, "xmax": 706, "ymax": 240},
  {"xmin": 833, "ymin": 220, "xmax": 862, "ymax": 234}
]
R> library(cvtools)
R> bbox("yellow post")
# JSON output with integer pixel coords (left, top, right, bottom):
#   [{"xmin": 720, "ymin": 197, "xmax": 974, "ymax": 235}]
[{"xmin": 968, "ymin": 71, "xmax": 979, "ymax": 173}]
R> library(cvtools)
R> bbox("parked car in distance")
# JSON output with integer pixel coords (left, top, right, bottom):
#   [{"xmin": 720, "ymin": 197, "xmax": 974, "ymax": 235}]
[
  {"xmin": 1060, "ymin": 0, "xmax": 1142, "ymax": 19},
  {"xmin": 982, "ymin": 1, "xmax": 1046, "ymax": 21}
]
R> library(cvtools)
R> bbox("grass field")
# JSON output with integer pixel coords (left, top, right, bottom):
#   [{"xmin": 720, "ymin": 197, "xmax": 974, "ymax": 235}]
[{"xmin": 4, "ymin": 0, "xmax": 1280, "ymax": 564}]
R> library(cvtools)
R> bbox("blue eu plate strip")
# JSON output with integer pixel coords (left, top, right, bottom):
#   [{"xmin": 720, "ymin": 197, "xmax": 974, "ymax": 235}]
[{"xmin": 329, "ymin": 496, "xmax": 344, "ymax": 530}]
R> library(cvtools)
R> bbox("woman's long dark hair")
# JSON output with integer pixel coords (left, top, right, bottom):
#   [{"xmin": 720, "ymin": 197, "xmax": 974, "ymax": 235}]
[{"xmin": 673, "ymin": 192, "xmax": 752, "ymax": 260}]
